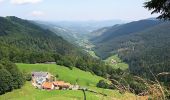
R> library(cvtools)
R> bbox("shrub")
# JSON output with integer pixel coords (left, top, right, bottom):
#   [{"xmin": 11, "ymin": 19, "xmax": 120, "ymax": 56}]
[
  {"xmin": 97, "ymin": 80, "xmax": 109, "ymax": 89},
  {"xmin": 24, "ymin": 73, "xmax": 32, "ymax": 81}
]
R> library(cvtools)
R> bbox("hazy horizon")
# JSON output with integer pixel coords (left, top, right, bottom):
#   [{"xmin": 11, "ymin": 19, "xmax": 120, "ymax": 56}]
[{"xmin": 0, "ymin": 0, "xmax": 159, "ymax": 21}]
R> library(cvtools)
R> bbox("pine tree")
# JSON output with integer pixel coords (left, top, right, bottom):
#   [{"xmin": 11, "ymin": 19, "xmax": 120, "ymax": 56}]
[{"xmin": 144, "ymin": 0, "xmax": 170, "ymax": 20}]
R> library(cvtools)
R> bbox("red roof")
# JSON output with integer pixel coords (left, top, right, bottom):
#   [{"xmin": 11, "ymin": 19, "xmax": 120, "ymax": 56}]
[
  {"xmin": 53, "ymin": 81, "xmax": 71, "ymax": 87},
  {"xmin": 42, "ymin": 82, "xmax": 53, "ymax": 89},
  {"xmin": 53, "ymin": 81, "xmax": 65, "ymax": 86}
]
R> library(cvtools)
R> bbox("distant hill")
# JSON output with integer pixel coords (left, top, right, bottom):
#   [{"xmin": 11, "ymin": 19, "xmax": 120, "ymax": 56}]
[
  {"xmin": 91, "ymin": 19, "xmax": 170, "ymax": 81},
  {"xmin": 90, "ymin": 27, "xmax": 112, "ymax": 37},
  {"xmin": 34, "ymin": 21, "xmax": 78, "ymax": 43},
  {"xmin": 37, "ymin": 20, "xmax": 127, "ymax": 41},
  {"xmin": 51, "ymin": 20, "xmax": 126, "ymax": 34},
  {"xmin": 91, "ymin": 20, "xmax": 163, "ymax": 45}
]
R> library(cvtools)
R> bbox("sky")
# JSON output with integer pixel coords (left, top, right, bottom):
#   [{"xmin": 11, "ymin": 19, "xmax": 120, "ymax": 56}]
[{"xmin": 0, "ymin": 0, "xmax": 158, "ymax": 21}]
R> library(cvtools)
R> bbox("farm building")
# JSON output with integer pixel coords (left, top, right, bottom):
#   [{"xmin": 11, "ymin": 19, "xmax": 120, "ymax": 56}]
[
  {"xmin": 31, "ymin": 71, "xmax": 78, "ymax": 90},
  {"xmin": 42, "ymin": 82, "xmax": 54, "ymax": 90},
  {"xmin": 111, "ymin": 59, "xmax": 117, "ymax": 64},
  {"xmin": 31, "ymin": 72, "xmax": 53, "ymax": 88},
  {"xmin": 53, "ymin": 81, "xmax": 71, "ymax": 90}
]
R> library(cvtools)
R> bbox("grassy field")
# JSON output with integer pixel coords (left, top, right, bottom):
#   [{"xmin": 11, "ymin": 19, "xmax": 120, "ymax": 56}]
[
  {"xmin": 16, "ymin": 63, "xmax": 106, "ymax": 86},
  {"xmin": 0, "ymin": 82, "xmax": 136, "ymax": 100},
  {"xmin": 0, "ymin": 63, "xmax": 136, "ymax": 100},
  {"xmin": 104, "ymin": 55, "xmax": 129, "ymax": 70}
]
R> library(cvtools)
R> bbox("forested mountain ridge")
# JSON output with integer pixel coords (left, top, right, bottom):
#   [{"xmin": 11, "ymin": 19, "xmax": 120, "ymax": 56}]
[
  {"xmin": 91, "ymin": 19, "xmax": 170, "ymax": 83},
  {"xmin": 91, "ymin": 19, "xmax": 163, "ymax": 43},
  {"xmin": 118, "ymin": 22, "xmax": 170, "ymax": 77},
  {"xmin": 0, "ymin": 16, "xmax": 81, "ymax": 63},
  {"xmin": 91, "ymin": 19, "xmax": 164, "ymax": 58}
]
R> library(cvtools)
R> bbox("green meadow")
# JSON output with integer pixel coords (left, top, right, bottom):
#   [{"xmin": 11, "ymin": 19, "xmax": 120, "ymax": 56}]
[
  {"xmin": 0, "ymin": 63, "xmax": 135, "ymax": 100},
  {"xmin": 104, "ymin": 55, "xmax": 129, "ymax": 70},
  {"xmin": 0, "ymin": 82, "xmax": 135, "ymax": 100},
  {"xmin": 16, "ymin": 63, "xmax": 106, "ymax": 86}
]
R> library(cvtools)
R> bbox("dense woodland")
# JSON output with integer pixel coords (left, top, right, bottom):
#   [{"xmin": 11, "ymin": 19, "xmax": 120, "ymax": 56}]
[
  {"xmin": 91, "ymin": 20, "xmax": 170, "ymax": 86},
  {"xmin": 91, "ymin": 19, "xmax": 163, "ymax": 58}
]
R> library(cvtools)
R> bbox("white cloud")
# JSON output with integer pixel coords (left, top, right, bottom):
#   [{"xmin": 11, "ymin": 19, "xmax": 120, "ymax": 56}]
[
  {"xmin": 11, "ymin": 0, "xmax": 42, "ymax": 5},
  {"xmin": 30, "ymin": 11, "xmax": 45, "ymax": 17}
]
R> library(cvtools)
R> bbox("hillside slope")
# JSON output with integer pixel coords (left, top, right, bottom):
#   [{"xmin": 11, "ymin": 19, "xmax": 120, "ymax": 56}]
[
  {"xmin": 91, "ymin": 19, "xmax": 163, "ymax": 45},
  {"xmin": 34, "ymin": 21, "xmax": 78, "ymax": 43},
  {"xmin": 0, "ymin": 16, "xmax": 79, "ymax": 63},
  {"xmin": 91, "ymin": 19, "xmax": 170, "ymax": 81},
  {"xmin": 91, "ymin": 19, "xmax": 164, "ymax": 58}
]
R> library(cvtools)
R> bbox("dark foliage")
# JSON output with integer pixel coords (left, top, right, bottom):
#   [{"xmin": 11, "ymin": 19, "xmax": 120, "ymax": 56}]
[
  {"xmin": 0, "ymin": 60, "xmax": 25, "ymax": 95},
  {"xmin": 144, "ymin": 0, "xmax": 170, "ymax": 20},
  {"xmin": 96, "ymin": 80, "xmax": 109, "ymax": 89},
  {"xmin": 92, "ymin": 19, "xmax": 170, "ymax": 84},
  {"xmin": 91, "ymin": 19, "xmax": 163, "ymax": 59},
  {"xmin": 24, "ymin": 73, "xmax": 32, "ymax": 81},
  {"xmin": 0, "ymin": 16, "xmax": 80, "ymax": 63},
  {"xmin": 110, "ymin": 70, "xmax": 148, "ymax": 95}
]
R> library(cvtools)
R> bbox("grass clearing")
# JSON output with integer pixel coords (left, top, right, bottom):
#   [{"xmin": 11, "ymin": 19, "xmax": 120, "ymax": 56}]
[
  {"xmin": 0, "ymin": 82, "xmax": 105, "ymax": 100},
  {"xmin": 0, "ymin": 82, "xmax": 136, "ymax": 100},
  {"xmin": 86, "ymin": 50, "xmax": 99, "ymax": 59},
  {"xmin": 104, "ymin": 55, "xmax": 129, "ymax": 70},
  {"xmin": 16, "ymin": 63, "xmax": 106, "ymax": 86}
]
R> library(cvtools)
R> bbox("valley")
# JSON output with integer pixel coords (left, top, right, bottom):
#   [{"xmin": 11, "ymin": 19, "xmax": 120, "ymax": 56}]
[
  {"xmin": 0, "ymin": 15, "xmax": 170, "ymax": 100},
  {"xmin": 0, "ymin": 1, "xmax": 170, "ymax": 99}
]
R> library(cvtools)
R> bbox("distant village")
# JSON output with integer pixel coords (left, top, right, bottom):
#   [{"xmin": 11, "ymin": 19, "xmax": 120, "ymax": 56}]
[{"xmin": 31, "ymin": 72, "xmax": 79, "ymax": 90}]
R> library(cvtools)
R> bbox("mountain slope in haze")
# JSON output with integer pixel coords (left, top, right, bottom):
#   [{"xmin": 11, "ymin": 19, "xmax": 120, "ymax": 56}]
[
  {"xmin": 34, "ymin": 21, "xmax": 78, "ymax": 43},
  {"xmin": 37, "ymin": 20, "xmax": 127, "ymax": 42},
  {"xmin": 91, "ymin": 19, "xmax": 170, "ymax": 82},
  {"xmin": 34, "ymin": 20, "xmax": 127, "ymax": 51},
  {"xmin": 51, "ymin": 20, "xmax": 126, "ymax": 34},
  {"xmin": 90, "ymin": 27, "xmax": 112, "ymax": 37},
  {"xmin": 91, "ymin": 19, "xmax": 163, "ymax": 44},
  {"xmin": 91, "ymin": 19, "xmax": 164, "ymax": 58}
]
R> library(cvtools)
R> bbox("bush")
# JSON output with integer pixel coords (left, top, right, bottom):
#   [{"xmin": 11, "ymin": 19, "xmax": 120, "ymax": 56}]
[
  {"xmin": 97, "ymin": 80, "xmax": 109, "ymax": 89},
  {"xmin": 63, "ymin": 59, "xmax": 72, "ymax": 68},
  {"xmin": 0, "ymin": 68, "xmax": 13, "ymax": 94},
  {"xmin": 24, "ymin": 73, "xmax": 32, "ymax": 81},
  {"xmin": 0, "ymin": 60, "xmax": 25, "ymax": 94}
]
